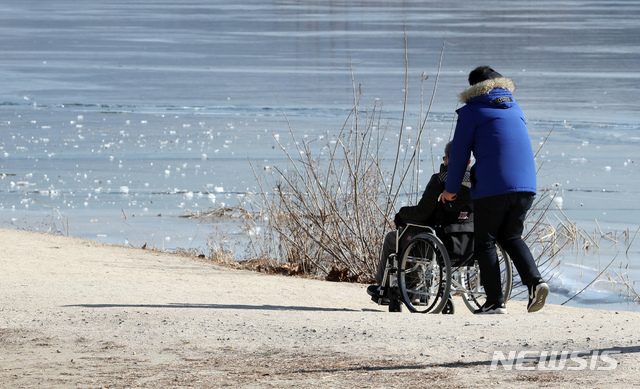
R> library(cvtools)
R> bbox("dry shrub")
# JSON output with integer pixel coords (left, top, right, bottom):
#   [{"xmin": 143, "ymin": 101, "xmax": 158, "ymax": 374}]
[
  {"xmin": 248, "ymin": 97, "xmax": 398, "ymax": 282},
  {"xmin": 241, "ymin": 39, "xmax": 453, "ymax": 282}
]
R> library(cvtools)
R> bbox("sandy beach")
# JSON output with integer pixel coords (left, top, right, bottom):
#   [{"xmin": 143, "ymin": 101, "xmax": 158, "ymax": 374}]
[{"xmin": 1, "ymin": 228, "xmax": 639, "ymax": 388}]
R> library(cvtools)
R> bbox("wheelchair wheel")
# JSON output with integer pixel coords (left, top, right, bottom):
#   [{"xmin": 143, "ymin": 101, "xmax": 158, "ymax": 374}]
[
  {"xmin": 461, "ymin": 245, "xmax": 513, "ymax": 312},
  {"xmin": 397, "ymin": 233, "xmax": 452, "ymax": 313}
]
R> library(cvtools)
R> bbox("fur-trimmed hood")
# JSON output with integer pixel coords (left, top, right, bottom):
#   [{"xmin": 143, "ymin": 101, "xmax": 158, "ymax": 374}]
[{"xmin": 458, "ymin": 77, "xmax": 516, "ymax": 104}]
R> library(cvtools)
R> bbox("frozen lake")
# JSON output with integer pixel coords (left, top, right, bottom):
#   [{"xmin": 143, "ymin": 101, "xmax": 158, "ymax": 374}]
[{"xmin": 1, "ymin": 0, "xmax": 639, "ymax": 311}]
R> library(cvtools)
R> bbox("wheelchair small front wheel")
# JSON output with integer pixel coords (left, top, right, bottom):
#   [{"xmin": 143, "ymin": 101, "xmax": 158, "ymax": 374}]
[
  {"xmin": 388, "ymin": 287, "xmax": 403, "ymax": 312},
  {"xmin": 397, "ymin": 233, "xmax": 452, "ymax": 313}
]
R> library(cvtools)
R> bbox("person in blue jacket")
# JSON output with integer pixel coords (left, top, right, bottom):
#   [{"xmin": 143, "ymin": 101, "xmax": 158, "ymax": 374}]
[{"xmin": 442, "ymin": 66, "xmax": 549, "ymax": 314}]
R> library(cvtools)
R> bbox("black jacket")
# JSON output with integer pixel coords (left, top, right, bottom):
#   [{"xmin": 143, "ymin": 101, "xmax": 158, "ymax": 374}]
[
  {"xmin": 395, "ymin": 163, "xmax": 474, "ymax": 265},
  {"xmin": 395, "ymin": 163, "xmax": 472, "ymax": 227}
]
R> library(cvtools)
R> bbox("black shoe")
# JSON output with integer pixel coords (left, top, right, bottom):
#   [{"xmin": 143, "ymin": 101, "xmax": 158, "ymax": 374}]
[
  {"xmin": 367, "ymin": 285, "xmax": 389, "ymax": 305},
  {"xmin": 527, "ymin": 281, "xmax": 549, "ymax": 313},
  {"xmin": 474, "ymin": 301, "xmax": 507, "ymax": 314},
  {"xmin": 442, "ymin": 296, "xmax": 455, "ymax": 314},
  {"xmin": 367, "ymin": 285, "xmax": 381, "ymax": 297}
]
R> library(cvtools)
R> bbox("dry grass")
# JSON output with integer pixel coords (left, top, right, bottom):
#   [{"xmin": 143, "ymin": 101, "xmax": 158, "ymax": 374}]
[
  {"xmin": 180, "ymin": 205, "xmax": 252, "ymax": 220},
  {"xmin": 606, "ymin": 265, "xmax": 640, "ymax": 302},
  {"xmin": 521, "ymin": 189, "xmax": 639, "ymax": 303}
]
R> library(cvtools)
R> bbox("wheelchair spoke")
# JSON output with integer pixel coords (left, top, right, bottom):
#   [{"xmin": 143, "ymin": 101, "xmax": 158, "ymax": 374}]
[{"xmin": 397, "ymin": 233, "xmax": 452, "ymax": 313}]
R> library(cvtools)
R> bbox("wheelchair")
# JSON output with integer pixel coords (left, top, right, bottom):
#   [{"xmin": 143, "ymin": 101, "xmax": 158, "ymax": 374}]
[{"xmin": 372, "ymin": 223, "xmax": 513, "ymax": 313}]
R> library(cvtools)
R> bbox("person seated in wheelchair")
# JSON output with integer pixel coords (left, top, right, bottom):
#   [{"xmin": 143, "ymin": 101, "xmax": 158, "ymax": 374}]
[{"xmin": 367, "ymin": 141, "xmax": 473, "ymax": 308}]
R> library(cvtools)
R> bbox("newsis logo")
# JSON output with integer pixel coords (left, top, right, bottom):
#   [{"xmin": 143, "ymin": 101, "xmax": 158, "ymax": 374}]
[{"xmin": 490, "ymin": 350, "xmax": 620, "ymax": 371}]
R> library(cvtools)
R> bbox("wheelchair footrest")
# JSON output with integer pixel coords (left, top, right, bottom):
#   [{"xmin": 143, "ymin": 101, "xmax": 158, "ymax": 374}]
[{"xmin": 367, "ymin": 285, "xmax": 390, "ymax": 305}]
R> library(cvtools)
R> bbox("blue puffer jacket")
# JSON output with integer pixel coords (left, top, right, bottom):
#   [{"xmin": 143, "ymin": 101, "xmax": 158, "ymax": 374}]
[{"xmin": 445, "ymin": 77, "xmax": 537, "ymax": 199}]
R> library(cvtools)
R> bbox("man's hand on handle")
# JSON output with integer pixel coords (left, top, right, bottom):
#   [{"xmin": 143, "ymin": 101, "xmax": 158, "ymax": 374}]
[{"xmin": 441, "ymin": 190, "xmax": 457, "ymax": 203}]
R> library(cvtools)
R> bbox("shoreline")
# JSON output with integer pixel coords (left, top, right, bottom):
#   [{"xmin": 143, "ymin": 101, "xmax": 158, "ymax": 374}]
[{"xmin": 1, "ymin": 228, "xmax": 639, "ymax": 387}]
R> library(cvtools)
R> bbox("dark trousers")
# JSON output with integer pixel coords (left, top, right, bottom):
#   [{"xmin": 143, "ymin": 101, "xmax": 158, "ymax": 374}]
[
  {"xmin": 376, "ymin": 230, "xmax": 397, "ymax": 285},
  {"xmin": 473, "ymin": 192, "xmax": 540, "ymax": 304}
]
